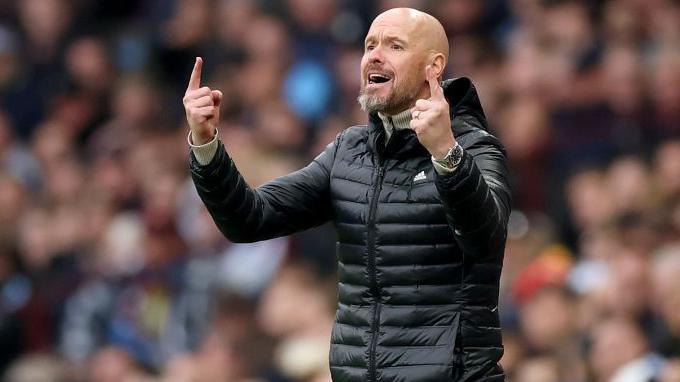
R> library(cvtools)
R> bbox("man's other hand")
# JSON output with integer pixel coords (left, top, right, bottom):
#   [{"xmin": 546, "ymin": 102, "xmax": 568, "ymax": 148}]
[
  {"xmin": 183, "ymin": 57, "xmax": 222, "ymax": 145},
  {"xmin": 409, "ymin": 65, "xmax": 456, "ymax": 160}
]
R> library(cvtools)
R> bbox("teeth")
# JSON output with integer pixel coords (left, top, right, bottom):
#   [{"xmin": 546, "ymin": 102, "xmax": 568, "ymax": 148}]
[{"xmin": 368, "ymin": 74, "xmax": 390, "ymax": 83}]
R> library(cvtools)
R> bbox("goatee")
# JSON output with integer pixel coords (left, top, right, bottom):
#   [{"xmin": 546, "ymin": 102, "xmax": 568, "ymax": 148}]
[{"xmin": 357, "ymin": 83, "xmax": 415, "ymax": 114}]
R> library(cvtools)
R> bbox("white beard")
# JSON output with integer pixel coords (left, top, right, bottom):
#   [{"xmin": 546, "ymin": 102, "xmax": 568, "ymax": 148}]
[{"xmin": 357, "ymin": 82, "xmax": 417, "ymax": 114}]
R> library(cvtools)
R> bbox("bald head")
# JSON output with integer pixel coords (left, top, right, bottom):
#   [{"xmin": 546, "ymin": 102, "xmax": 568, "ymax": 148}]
[{"xmin": 358, "ymin": 8, "xmax": 449, "ymax": 115}]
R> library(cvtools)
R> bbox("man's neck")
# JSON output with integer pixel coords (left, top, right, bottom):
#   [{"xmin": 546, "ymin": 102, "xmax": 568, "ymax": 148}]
[{"xmin": 378, "ymin": 108, "xmax": 412, "ymax": 142}]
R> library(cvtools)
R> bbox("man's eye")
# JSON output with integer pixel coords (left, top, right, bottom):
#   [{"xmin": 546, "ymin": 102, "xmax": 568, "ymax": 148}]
[
  {"xmin": 392, "ymin": 44, "xmax": 403, "ymax": 50},
  {"xmin": 366, "ymin": 45, "xmax": 375, "ymax": 51}
]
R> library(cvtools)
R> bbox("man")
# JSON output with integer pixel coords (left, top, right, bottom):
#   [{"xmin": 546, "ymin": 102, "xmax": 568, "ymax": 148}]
[{"xmin": 185, "ymin": 8, "xmax": 510, "ymax": 382}]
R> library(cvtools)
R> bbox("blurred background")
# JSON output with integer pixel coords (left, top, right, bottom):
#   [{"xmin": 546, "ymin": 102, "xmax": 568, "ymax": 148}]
[{"xmin": 0, "ymin": 0, "xmax": 679, "ymax": 381}]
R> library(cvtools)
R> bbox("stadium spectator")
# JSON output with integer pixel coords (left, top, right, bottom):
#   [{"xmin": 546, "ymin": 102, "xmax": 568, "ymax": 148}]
[{"xmin": 0, "ymin": 0, "xmax": 677, "ymax": 381}]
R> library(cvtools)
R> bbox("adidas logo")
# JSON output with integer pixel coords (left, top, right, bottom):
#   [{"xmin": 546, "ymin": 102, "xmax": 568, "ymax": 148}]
[{"xmin": 413, "ymin": 170, "xmax": 427, "ymax": 182}]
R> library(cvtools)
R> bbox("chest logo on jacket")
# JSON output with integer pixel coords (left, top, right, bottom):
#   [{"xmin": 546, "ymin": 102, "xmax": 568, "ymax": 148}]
[{"xmin": 413, "ymin": 170, "xmax": 427, "ymax": 183}]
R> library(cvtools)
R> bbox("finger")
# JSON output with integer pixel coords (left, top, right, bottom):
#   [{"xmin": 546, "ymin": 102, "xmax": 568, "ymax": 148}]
[
  {"xmin": 211, "ymin": 90, "xmax": 223, "ymax": 108},
  {"xmin": 190, "ymin": 95, "xmax": 214, "ymax": 108},
  {"xmin": 426, "ymin": 65, "xmax": 444, "ymax": 101},
  {"xmin": 409, "ymin": 118, "xmax": 423, "ymax": 131},
  {"xmin": 410, "ymin": 109, "xmax": 425, "ymax": 121},
  {"xmin": 413, "ymin": 99, "xmax": 431, "ymax": 111},
  {"xmin": 184, "ymin": 87, "xmax": 212, "ymax": 103},
  {"xmin": 194, "ymin": 106, "xmax": 217, "ymax": 118},
  {"xmin": 187, "ymin": 57, "xmax": 203, "ymax": 92}
]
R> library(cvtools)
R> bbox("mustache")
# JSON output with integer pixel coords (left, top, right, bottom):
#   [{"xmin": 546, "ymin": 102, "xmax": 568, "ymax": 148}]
[{"xmin": 363, "ymin": 65, "xmax": 394, "ymax": 77}]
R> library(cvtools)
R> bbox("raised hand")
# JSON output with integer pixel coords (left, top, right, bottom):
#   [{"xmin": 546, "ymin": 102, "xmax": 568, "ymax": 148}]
[
  {"xmin": 183, "ymin": 57, "xmax": 223, "ymax": 145},
  {"xmin": 409, "ymin": 65, "xmax": 456, "ymax": 160}
]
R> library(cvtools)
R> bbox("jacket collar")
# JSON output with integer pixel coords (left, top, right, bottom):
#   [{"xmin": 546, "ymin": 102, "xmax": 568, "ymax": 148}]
[{"xmin": 366, "ymin": 77, "xmax": 487, "ymax": 158}]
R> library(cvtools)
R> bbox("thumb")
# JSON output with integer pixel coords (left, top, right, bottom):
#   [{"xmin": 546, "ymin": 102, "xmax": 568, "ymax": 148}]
[
  {"xmin": 426, "ymin": 65, "xmax": 444, "ymax": 101},
  {"xmin": 211, "ymin": 90, "xmax": 223, "ymax": 108}
]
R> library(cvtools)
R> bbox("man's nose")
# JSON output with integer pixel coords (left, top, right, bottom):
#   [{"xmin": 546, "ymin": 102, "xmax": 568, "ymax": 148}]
[{"xmin": 367, "ymin": 46, "xmax": 384, "ymax": 63}]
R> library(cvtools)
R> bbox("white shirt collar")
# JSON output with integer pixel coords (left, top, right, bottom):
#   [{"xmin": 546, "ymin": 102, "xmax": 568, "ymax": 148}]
[{"xmin": 378, "ymin": 108, "xmax": 412, "ymax": 141}]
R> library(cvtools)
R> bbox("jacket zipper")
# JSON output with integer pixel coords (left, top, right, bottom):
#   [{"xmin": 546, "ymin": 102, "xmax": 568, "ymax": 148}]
[{"xmin": 367, "ymin": 164, "xmax": 384, "ymax": 382}]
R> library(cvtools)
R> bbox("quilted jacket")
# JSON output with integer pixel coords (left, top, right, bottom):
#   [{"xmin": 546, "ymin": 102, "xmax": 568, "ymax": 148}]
[{"xmin": 190, "ymin": 77, "xmax": 511, "ymax": 381}]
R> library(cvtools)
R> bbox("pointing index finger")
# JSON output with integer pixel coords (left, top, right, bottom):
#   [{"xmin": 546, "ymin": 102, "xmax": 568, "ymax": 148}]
[
  {"xmin": 426, "ymin": 65, "xmax": 444, "ymax": 101},
  {"xmin": 187, "ymin": 57, "xmax": 203, "ymax": 92}
]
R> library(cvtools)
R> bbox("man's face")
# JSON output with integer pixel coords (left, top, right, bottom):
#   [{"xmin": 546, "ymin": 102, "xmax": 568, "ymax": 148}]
[{"xmin": 358, "ymin": 14, "xmax": 428, "ymax": 115}]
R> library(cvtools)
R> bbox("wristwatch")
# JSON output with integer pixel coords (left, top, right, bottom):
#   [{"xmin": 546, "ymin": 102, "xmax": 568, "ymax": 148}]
[{"xmin": 433, "ymin": 143, "xmax": 464, "ymax": 170}]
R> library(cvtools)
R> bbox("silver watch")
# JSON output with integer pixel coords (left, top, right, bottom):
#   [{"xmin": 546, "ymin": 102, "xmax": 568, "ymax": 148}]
[{"xmin": 433, "ymin": 143, "xmax": 463, "ymax": 169}]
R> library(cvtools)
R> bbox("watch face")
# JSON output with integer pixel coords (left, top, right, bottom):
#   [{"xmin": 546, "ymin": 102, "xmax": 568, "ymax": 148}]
[
  {"xmin": 450, "ymin": 145, "xmax": 463, "ymax": 166},
  {"xmin": 434, "ymin": 144, "xmax": 463, "ymax": 168}
]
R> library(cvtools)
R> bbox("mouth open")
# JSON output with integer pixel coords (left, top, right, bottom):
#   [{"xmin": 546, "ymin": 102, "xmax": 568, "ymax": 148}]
[{"xmin": 367, "ymin": 72, "xmax": 392, "ymax": 85}]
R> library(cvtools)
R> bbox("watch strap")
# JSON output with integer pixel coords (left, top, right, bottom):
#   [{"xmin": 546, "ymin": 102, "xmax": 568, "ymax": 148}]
[{"xmin": 432, "ymin": 143, "xmax": 463, "ymax": 171}]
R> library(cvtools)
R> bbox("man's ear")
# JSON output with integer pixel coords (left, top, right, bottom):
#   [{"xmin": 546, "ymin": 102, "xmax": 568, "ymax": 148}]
[{"xmin": 430, "ymin": 53, "xmax": 446, "ymax": 80}]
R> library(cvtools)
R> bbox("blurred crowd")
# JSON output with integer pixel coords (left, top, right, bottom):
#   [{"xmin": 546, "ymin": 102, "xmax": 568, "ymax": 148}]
[{"xmin": 0, "ymin": 0, "xmax": 679, "ymax": 381}]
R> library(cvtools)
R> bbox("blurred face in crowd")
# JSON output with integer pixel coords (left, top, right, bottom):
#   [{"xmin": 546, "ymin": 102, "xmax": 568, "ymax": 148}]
[
  {"xmin": 654, "ymin": 140, "xmax": 680, "ymax": 198},
  {"xmin": 87, "ymin": 347, "xmax": 140, "ymax": 382},
  {"xmin": 606, "ymin": 157, "xmax": 650, "ymax": 213},
  {"xmin": 0, "ymin": 175, "xmax": 24, "ymax": 229},
  {"xmin": 652, "ymin": 250, "xmax": 680, "ymax": 334},
  {"xmin": 358, "ymin": 8, "xmax": 448, "ymax": 115},
  {"xmin": 520, "ymin": 287, "xmax": 575, "ymax": 352},
  {"xmin": 660, "ymin": 360, "xmax": 680, "ymax": 382},
  {"xmin": 590, "ymin": 317, "xmax": 648, "ymax": 381},
  {"xmin": 653, "ymin": 247, "xmax": 680, "ymax": 329},
  {"xmin": 18, "ymin": 0, "xmax": 71, "ymax": 49},
  {"xmin": 566, "ymin": 169, "xmax": 613, "ymax": 230},
  {"xmin": 514, "ymin": 357, "xmax": 560, "ymax": 382},
  {"xmin": 603, "ymin": 252, "xmax": 651, "ymax": 318},
  {"xmin": 258, "ymin": 264, "xmax": 334, "ymax": 338}
]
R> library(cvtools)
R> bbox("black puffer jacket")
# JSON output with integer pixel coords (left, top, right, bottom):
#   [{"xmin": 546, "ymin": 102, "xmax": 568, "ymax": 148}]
[{"xmin": 190, "ymin": 78, "xmax": 511, "ymax": 382}]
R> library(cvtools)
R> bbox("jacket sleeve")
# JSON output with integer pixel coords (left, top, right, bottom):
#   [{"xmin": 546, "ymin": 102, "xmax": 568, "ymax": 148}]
[
  {"xmin": 435, "ymin": 119, "xmax": 511, "ymax": 258},
  {"xmin": 189, "ymin": 134, "xmax": 340, "ymax": 243}
]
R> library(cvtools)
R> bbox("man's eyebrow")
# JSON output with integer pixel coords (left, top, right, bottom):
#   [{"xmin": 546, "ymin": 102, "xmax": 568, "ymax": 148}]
[
  {"xmin": 385, "ymin": 36, "xmax": 408, "ymax": 45},
  {"xmin": 364, "ymin": 35, "xmax": 409, "ymax": 45}
]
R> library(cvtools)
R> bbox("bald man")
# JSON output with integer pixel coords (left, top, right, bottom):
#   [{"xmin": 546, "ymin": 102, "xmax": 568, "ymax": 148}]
[{"xmin": 186, "ymin": 8, "xmax": 510, "ymax": 382}]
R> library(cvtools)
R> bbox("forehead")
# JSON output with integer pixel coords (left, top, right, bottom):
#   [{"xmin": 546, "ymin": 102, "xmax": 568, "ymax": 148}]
[{"xmin": 365, "ymin": 11, "xmax": 419, "ymax": 42}]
